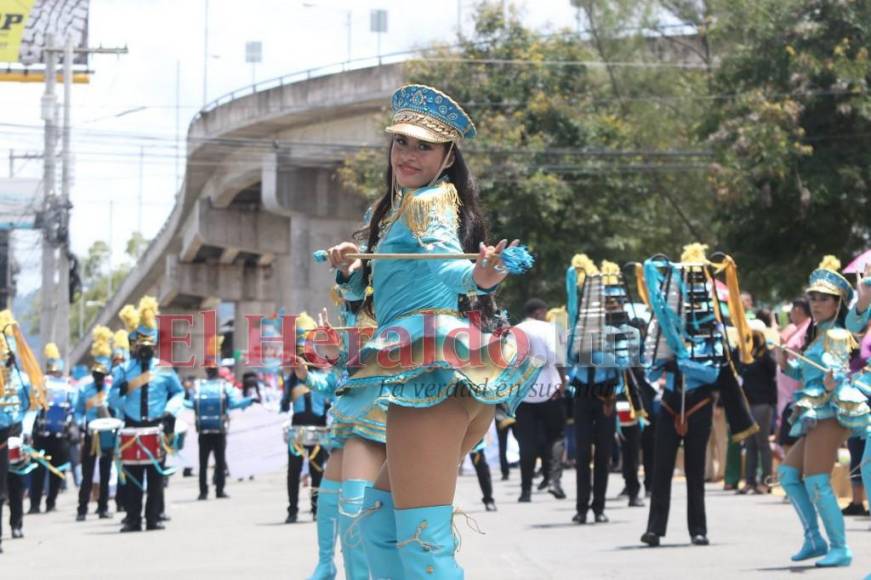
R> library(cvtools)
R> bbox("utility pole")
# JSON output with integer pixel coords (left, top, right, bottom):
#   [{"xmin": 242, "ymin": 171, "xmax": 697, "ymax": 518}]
[{"xmin": 40, "ymin": 34, "xmax": 127, "ymax": 367}]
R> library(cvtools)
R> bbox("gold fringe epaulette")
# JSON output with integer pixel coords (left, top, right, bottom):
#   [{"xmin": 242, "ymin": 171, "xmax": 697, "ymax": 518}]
[{"xmin": 401, "ymin": 181, "xmax": 461, "ymax": 240}]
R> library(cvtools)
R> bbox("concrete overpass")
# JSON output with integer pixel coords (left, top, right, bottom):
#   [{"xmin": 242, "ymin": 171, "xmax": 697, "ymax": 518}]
[{"xmin": 70, "ymin": 62, "xmax": 406, "ymax": 372}]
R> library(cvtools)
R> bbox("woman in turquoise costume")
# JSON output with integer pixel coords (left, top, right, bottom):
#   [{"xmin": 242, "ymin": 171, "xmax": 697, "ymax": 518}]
[
  {"xmin": 776, "ymin": 256, "xmax": 871, "ymax": 568},
  {"xmin": 325, "ymin": 84, "xmax": 539, "ymax": 578},
  {"xmin": 294, "ymin": 298, "xmax": 385, "ymax": 580}
]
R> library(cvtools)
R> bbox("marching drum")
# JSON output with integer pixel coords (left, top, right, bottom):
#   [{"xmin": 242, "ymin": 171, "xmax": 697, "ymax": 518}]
[
  {"xmin": 7, "ymin": 436, "xmax": 26, "ymax": 465},
  {"xmin": 88, "ymin": 417, "xmax": 124, "ymax": 452},
  {"xmin": 195, "ymin": 387, "xmax": 226, "ymax": 433},
  {"xmin": 119, "ymin": 426, "xmax": 164, "ymax": 465},
  {"xmin": 283, "ymin": 422, "xmax": 328, "ymax": 449}
]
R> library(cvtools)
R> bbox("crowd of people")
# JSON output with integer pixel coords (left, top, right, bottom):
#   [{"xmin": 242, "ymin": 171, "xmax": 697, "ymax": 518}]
[{"xmin": 1, "ymin": 83, "xmax": 870, "ymax": 579}]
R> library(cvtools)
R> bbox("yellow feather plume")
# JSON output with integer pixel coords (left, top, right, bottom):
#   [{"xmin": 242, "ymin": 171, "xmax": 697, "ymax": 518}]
[
  {"xmin": 118, "ymin": 304, "xmax": 139, "ymax": 333},
  {"xmin": 297, "ymin": 312, "xmax": 318, "ymax": 332},
  {"xmin": 137, "ymin": 295, "xmax": 159, "ymax": 330},
  {"xmin": 681, "ymin": 243, "xmax": 709, "ymax": 264},
  {"xmin": 43, "ymin": 342, "xmax": 60, "ymax": 360},
  {"xmin": 818, "ymin": 255, "xmax": 841, "ymax": 272},
  {"xmin": 90, "ymin": 326, "xmax": 113, "ymax": 358},
  {"xmin": 113, "ymin": 329, "xmax": 129, "ymax": 352},
  {"xmin": 571, "ymin": 253, "xmax": 598, "ymax": 274},
  {"xmin": 600, "ymin": 260, "xmax": 621, "ymax": 286}
]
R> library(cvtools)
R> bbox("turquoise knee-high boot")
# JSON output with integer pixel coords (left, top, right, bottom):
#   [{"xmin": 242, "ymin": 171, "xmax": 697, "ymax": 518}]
[
  {"xmin": 338, "ymin": 479, "xmax": 373, "ymax": 580},
  {"xmin": 395, "ymin": 505, "xmax": 463, "ymax": 580},
  {"xmin": 778, "ymin": 465, "xmax": 827, "ymax": 561},
  {"xmin": 308, "ymin": 478, "xmax": 340, "ymax": 580},
  {"xmin": 804, "ymin": 473, "xmax": 852, "ymax": 567},
  {"xmin": 360, "ymin": 487, "xmax": 405, "ymax": 580}
]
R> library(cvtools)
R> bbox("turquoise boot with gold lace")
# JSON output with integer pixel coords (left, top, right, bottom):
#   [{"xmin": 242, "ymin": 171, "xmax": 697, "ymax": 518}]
[
  {"xmin": 360, "ymin": 487, "xmax": 405, "ymax": 579},
  {"xmin": 395, "ymin": 505, "xmax": 463, "ymax": 579}
]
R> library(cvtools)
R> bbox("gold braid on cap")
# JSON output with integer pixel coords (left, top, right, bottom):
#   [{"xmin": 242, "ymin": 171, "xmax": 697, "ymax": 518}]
[{"xmin": 390, "ymin": 111, "xmax": 462, "ymax": 141}]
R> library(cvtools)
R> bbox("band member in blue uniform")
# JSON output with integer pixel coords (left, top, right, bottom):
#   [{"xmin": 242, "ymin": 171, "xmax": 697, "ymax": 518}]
[
  {"xmin": 189, "ymin": 335, "xmax": 253, "ymax": 500},
  {"xmin": 75, "ymin": 326, "xmax": 117, "ymax": 521},
  {"xmin": 0, "ymin": 310, "xmax": 37, "ymax": 553},
  {"xmin": 111, "ymin": 327, "xmax": 130, "ymax": 515},
  {"xmin": 29, "ymin": 342, "xmax": 75, "ymax": 513},
  {"xmin": 566, "ymin": 257, "xmax": 639, "ymax": 524},
  {"xmin": 109, "ymin": 297, "xmax": 184, "ymax": 532},
  {"xmin": 281, "ymin": 313, "xmax": 331, "ymax": 524}
]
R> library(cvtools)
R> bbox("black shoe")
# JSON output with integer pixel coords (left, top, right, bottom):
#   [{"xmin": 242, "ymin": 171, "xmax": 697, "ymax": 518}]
[
  {"xmin": 537, "ymin": 478, "xmax": 550, "ymax": 491},
  {"xmin": 518, "ymin": 491, "xmax": 531, "ymax": 503},
  {"xmin": 98, "ymin": 511, "xmax": 112, "ymax": 519},
  {"xmin": 197, "ymin": 492, "xmax": 207, "ymax": 501},
  {"xmin": 28, "ymin": 505, "xmax": 40, "ymax": 515},
  {"xmin": 548, "ymin": 483, "xmax": 566, "ymax": 500},
  {"xmin": 628, "ymin": 496, "xmax": 645, "ymax": 507},
  {"xmin": 216, "ymin": 491, "xmax": 230, "ymax": 499},
  {"xmin": 572, "ymin": 512, "xmax": 587, "ymax": 524},
  {"xmin": 76, "ymin": 513, "xmax": 86, "ymax": 522},
  {"xmin": 285, "ymin": 513, "xmax": 298, "ymax": 524},
  {"xmin": 11, "ymin": 528, "xmax": 23, "ymax": 539},
  {"xmin": 691, "ymin": 534, "xmax": 709, "ymax": 546},
  {"xmin": 158, "ymin": 513, "xmax": 171, "ymax": 522},
  {"xmin": 841, "ymin": 503, "xmax": 869, "ymax": 516},
  {"xmin": 45, "ymin": 504, "xmax": 56, "ymax": 513},
  {"xmin": 641, "ymin": 532, "xmax": 660, "ymax": 547},
  {"xmin": 146, "ymin": 522, "xmax": 166, "ymax": 531},
  {"xmin": 182, "ymin": 467, "xmax": 194, "ymax": 477},
  {"xmin": 594, "ymin": 512, "xmax": 609, "ymax": 523},
  {"xmin": 484, "ymin": 500, "xmax": 497, "ymax": 512},
  {"xmin": 120, "ymin": 523, "xmax": 142, "ymax": 533},
  {"xmin": 500, "ymin": 472, "xmax": 509, "ymax": 481}
]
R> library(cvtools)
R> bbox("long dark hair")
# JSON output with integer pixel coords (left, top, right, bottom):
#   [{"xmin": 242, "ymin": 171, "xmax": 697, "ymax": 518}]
[{"xmin": 355, "ymin": 143, "xmax": 499, "ymax": 326}]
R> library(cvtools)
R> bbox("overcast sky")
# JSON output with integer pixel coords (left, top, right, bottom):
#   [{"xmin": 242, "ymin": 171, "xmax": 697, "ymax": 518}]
[{"xmin": 2, "ymin": 0, "xmax": 582, "ymax": 296}]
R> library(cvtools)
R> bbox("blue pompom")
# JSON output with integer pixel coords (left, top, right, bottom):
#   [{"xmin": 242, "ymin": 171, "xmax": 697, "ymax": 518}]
[
  {"xmin": 312, "ymin": 250, "xmax": 328, "ymax": 263},
  {"xmin": 500, "ymin": 246, "xmax": 535, "ymax": 275}
]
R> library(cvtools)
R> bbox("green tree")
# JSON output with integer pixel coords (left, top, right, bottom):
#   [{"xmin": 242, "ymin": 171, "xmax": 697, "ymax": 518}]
[{"xmin": 702, "ymin": 0, "xmax": 871, "ymax": 297}]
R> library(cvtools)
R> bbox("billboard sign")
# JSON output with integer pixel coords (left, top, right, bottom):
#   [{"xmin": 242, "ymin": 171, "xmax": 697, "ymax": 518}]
[{"xmin": 0, "ymin": 0, "xmax": 89, "ymax": 66}]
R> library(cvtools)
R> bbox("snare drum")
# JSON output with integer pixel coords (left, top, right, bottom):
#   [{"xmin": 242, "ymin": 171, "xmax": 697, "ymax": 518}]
[
  {"xmin": 7, "ymin": 436, "xmax": 26, "ymax": 465},
  {"xmin": 617, "ymin": 401, "xmax": 636, "ymax": 427},
  {"xmin": 291, "ymin": 426, "xmax": 329, "ymax": 448},
  {"xmin": 88, "ymin": 417, "xmax": 124, "ymax": 452},
  {"xmin": 119, "ymin": 426, "xmax": 164, "ymax": 465}
]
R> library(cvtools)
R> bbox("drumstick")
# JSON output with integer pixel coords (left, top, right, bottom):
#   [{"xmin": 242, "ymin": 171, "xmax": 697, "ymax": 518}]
[
  {"xmin": 768, "ymin": 343, "xmax": 828, "ymax": 372},
  {"xmin": 311, "ymin": 246, "xmax": 535, "ymax": 275}
]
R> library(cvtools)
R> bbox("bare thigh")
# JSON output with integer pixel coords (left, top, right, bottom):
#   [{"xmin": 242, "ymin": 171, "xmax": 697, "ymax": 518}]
[
  {"xmin": 783, "ymin": 437, "xmax": 805, "ymax": 471},
  {"xmin": 383, "ymin": 393, "xmax": 495, "ymax": 509},
  {"xmin": 342, "ymin": 436, "xmax": 387, "ymax": 482},
  {"xmin": 324, "ymin": 448, "xmax": 343, "ymax": 481},
  {"xmin": 803, "ymin": 418, "xmax": 849, "ymax": 476}
]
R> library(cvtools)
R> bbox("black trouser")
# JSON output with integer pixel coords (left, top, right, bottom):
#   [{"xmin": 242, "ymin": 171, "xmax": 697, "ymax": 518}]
[
  {"xmin": 646, "ymin": 390, "xmax": 713, "ymax": 537},
  {"xmin": 621, "ymin": 423, "xmax": 642, "ymax": 499},
  {"xmin": 198, "ymin": 432, "xmax": 227, "ymax": 496},
  {"xmin": 287, "ymin": 445, "xmax": 329, "ymax": 516},
  {"xmin": 497, "ymin": 423, "xmax": 516, "ymax": 478},
  {"xmin": 8, "ymin": 470, "xmax": 24, "ymax": 529},
  {"xmin": 574, "ymin": 394, "xmax": 616, "ymax": 515},
  {"xmin": 77, "ymin": 433, "xmax": 113, "ymax": 516},
  {"xmin": 30, "ymin": 434, "xmax": 69, "ymax": 510},
  {"xmin": 124, "ymin": 462, "xmax": 163, "ymax": 527},
  {"xmin": 469, "ymin": 450, "xmax": 493, "ymax": 503},
  {"xmin": 515, "ymin": 399, "xmax": 567, "ymax": 493},
  {"xmin": 641, "ymin": 419, "xmax": 656, "ymax": 494}
]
